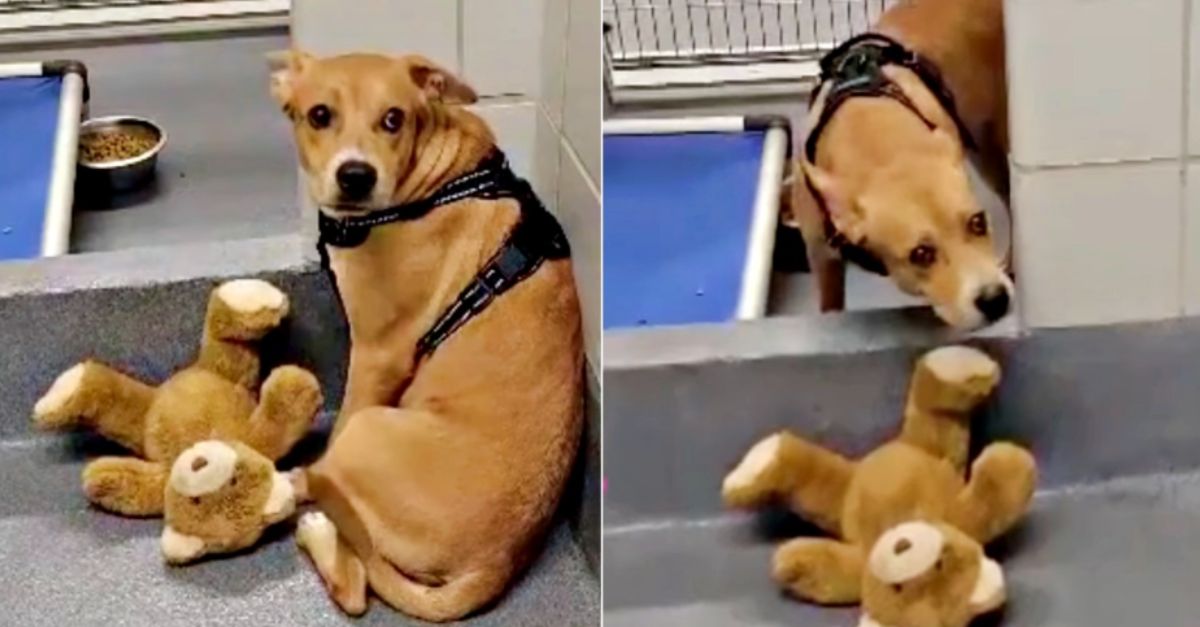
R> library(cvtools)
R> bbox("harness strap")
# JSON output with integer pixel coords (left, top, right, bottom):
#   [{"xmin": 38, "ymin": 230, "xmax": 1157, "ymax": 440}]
[{"xmin": 316, "ymin": 150, "xmax": 569, "ymax": 363}]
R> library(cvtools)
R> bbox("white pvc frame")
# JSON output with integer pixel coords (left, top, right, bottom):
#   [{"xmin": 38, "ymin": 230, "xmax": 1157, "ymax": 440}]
[
  {"xmin": 603, "ymin": 114, "xmax": 790, "ymax": 321},
  {"xmin": 0, "ymin": 61, "xmax": 86, "ymax": 257}
]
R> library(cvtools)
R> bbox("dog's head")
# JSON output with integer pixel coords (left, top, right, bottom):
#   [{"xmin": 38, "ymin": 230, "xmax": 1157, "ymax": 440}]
[
  {"xmin": 269, "ymin": 50, "xmax": 480, "ymax": 214},
  {"xmin": 804, "ymin": 130, "xmax": 1013, "ymax": 329}
]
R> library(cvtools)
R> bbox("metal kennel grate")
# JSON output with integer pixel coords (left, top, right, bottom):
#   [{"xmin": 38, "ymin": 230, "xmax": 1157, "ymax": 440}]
[{"xmin": 604, "ymin": 0, "xmax": 898, "ymax": 69}]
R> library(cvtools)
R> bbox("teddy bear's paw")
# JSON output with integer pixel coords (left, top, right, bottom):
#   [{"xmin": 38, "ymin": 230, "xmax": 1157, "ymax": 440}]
[
  {"xmin": 82, "ymin": 457, "xmax": 167, "ymax": 516},
  {"xmin": 33, "ymin": 363, "xmax": 86, "ymax": 428},
  {"xmin": 772, "ymin": 538, "xmax": 863, "ymax": 604},
  {"xmin": 296, "ymin": 511, "xmax": 338, "ymax": 573},
  {"xmin": 214, "ymin": 279, "xmax": 290, "ymax": 337},
  {"xmin": 923, "ymin": 346, "xmax": 1000, "ymax": 391},
  {"xmin": 722, "ymin": 433, "xmax": 785, "ymax": 508},
  {"xmin": 261, "ymin": 366, "xmax": 323, "ymax": 421}
]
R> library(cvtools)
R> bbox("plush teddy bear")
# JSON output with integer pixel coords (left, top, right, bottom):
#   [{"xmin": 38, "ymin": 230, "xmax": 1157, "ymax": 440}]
[
  {"xmin": 32, "ymin": 279, "xmax": 322, "ymax": 562},
  {"xmin": 721, "ymin": 345, "xmax": 1036, "ymax": 627}
]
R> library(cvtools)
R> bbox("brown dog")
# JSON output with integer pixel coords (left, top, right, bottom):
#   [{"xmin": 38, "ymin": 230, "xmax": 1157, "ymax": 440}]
[
  {"xmin": 269, "ymin": 51, "xmax": 584, "ymax": 621},
  {"xmin": 791, "ymin": 0, "xmax": 1012, "ymax": 329}
]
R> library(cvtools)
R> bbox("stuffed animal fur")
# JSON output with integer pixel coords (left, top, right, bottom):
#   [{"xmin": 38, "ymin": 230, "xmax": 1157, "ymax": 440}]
[
  {"xmin": 722, "ymin": 345, "xmax": 1036, "ymax": 627},
  {"xmin": 32, "ymin": 279, "xmax": 322, "ymax": 563}
]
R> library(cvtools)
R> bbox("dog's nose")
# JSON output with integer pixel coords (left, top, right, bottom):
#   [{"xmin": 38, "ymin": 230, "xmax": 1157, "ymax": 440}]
[
  {"xmin": 974, "ymin": 284, "xmax": 1010, "ymax": 323},
  {"xmin": 336, "ymin": 161, "xmax": 377, "ymax": 201}
]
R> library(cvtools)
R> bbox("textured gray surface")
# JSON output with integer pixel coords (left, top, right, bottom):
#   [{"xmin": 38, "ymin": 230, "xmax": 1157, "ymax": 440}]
[
  {"xmin": 604, "ymin": 311, "xmax": 1200, "ymax": 624},
  {"xmin": 605, "ymin": 472, "xmax": 1200, "ymax": 627},
  {"xmin": 0, "ymin": 32, "xmax": 299, "ymax": 253}
]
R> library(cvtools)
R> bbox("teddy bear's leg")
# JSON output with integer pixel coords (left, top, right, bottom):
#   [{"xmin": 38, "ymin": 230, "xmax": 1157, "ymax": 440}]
[
  {"xmin": 33, "ymin": 362, "xmax": 154, "ymax": 455},
  {"xmin": 948, "ymin": 442, "xmax": 1037, "ymax": 543},
  {"xmin": 297, "ymin": 511, "xmax": 368, "ymax": 616},
  {"xmin": 240, "ymin": 365, "xmax": 323, "ymax": 460},
  {"xmin": 722, "ymin": 431, "xmax": 855, "ymax": 534},
  {"xmin": 82, "ymin": 457, "xmax": 168, "ymax": 516},
  {"xmin": 772, "ymin": 538, "xmax": 864, "ymax": 605},
  {"xmin": 196, "ymin": 279, "xmax": 289, "ymax": 389},
  {"xmin": 899, "ymin": 346, "xmax": 1001, "ymax": 473}
]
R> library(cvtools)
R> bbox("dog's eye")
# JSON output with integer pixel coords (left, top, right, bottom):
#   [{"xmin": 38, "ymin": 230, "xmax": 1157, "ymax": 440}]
[
  {"xmin": 307, "ymin": 104, "xmax": 333, "ymax": 130},
  {"xmin": 381, "ymin": 107, "xmax": 404, "ymax": 133},
  {"xmin": 967, "ymin": 212, "xmax": 988, "ymax": 236},
  {"xmin": 909, "ymin": 244, "xmax": 937, "ymax": 268}
]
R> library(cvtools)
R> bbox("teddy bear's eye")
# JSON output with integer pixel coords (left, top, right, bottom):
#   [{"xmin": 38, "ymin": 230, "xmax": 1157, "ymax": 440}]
[
  {"xmin": 230, "ymin": 477, "xmax": 237, "ymax": 487},
  {"xmin": 892, "ymin": 583, "xmax": 903, "ymax": 593},
  {"xmin": 191, "ymin": 497, "xmax": 201, "ymax": 505},
  {"xmin": 935, "ymin": 559, "xmax": 943, "ymax": 571}
]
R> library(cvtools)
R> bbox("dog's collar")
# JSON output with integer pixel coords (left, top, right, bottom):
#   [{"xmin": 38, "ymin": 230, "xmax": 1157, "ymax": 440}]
[
  {"xmin": 315, "ymin": 148, "xmax": 571, "ymax": 362},
  {"xmin": 317, "ymin": 150, "xmax": 514, "ymax": 248},
  {"xmin": 803, "ymin": 33, "xmax": 972, "ymax": 277}
]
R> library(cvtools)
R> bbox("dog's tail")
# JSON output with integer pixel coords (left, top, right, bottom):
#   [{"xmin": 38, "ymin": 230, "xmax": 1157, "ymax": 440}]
[{"xmin": 367, "ymin": 556, "xmax": 511, "ymax": 623}]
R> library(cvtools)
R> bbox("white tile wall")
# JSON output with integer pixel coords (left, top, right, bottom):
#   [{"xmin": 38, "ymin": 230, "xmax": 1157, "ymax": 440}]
[
  {"xmin": 1007, "ymin": 0, "xmax": 1185, "ymax": 167},
  {"xmin": 1013, "ymin": 162, "xmax": 1182, "ymax": 327},
  {"xmin": 1190, "ymin": 1, "xmax": 1200, "ymax": 156},
  {"xmin": 292, "ymin": 0, "xmax": 459, "ymax": 66},
  {"xmin": 470, "ymin": 103, "xmax": 538, "ymax": 181},
  {"xmin": 563, "ymin": 0, "xmax": 602, "ymax": 184},
  {"xmin": 558, "ymin": 141, "xmax": 603, "ymax": 362},
  {"xmin": 1185, "ymin": 163, "xmax": 1200, "ymax": 313},
  {"xmin": 541, "ymin": 0, "xmax": 570, "ymax": 128},
  {"xmin": 462, "ymin": 0, "xmax": 544, "ymax": 97}
]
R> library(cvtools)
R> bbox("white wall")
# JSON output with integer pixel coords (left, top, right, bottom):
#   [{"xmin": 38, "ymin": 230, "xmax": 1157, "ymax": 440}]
[
  {"xmin": 291, "ymin": 0, "xmax": 600, "ymax": 368},
  {"xmin": 1007, "ymin": 0, "xmax": 1192, "ymax": 328}
]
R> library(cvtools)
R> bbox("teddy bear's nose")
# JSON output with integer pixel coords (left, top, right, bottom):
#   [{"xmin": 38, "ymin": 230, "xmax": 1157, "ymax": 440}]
[
  {"xmin": 893, "ymin": 538, "xmax": 912, "ymax": 555},
  {"xmin": 191, "ymin": 456, "xmax": 208, "ymax": 472}
]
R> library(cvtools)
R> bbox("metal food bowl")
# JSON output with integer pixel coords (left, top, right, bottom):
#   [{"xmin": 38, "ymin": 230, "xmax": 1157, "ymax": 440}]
[{"xmin": 77, "ymin": 115, "xmax": 166, "ymax": 193}]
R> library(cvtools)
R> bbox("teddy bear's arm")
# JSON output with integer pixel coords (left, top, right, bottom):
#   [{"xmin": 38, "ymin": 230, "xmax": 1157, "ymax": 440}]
[
  {"xmin": 33, "ymin": 361, "xmax": 154, "ymax": 455},
  {"xmin": 899, "ymin": 347, "xmax": 1001, "ymax": 473},
  {"xmin": 81, "ymin": 456, "xmax": 168, "ymax": 516},
  {"xmin": 239, "ymin": 365, "xmax": 323, "ymax": 460},
  {"xmin": 196, "ymin": 280, "xmax": 290, "ymax": 389},
  {"xmin": 947, "ymin": 442, "xmax": 1037, "ymax": 544},
  {"xmin": 772, "ymin": 537, "xmax": 864, "ymax": 605}
]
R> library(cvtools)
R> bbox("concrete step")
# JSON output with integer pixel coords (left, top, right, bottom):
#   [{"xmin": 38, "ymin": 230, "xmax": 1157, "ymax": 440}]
[
  {"xmin": 604, "ymin": 471, "xmax": 1200, "ymax": 627},
  {"xmin": 0, "ymin": 434, "xmax": 599, "ymax": 626}
]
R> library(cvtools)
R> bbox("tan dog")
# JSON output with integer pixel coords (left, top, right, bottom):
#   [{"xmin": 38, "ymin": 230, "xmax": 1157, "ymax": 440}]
[
  {"xmin": 270, "ymin": 51, "xmax": 584, "ymax": 621},
  {"xmin": 792, "ymin": 0, "xmax": 1012, "ymax": 328}
]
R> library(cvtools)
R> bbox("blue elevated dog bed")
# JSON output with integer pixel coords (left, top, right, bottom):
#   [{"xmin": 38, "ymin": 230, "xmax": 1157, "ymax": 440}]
[
  {"xmin": 0, "ymin": 61, "xmax": 88, "ymax": 260},
  {"xmin": 603, "ymin": 116, "xmax": 790, "ymax": 330}
]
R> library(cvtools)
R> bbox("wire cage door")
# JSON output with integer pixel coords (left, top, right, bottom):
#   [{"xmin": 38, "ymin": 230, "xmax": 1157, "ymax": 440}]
[{"xmin": 604, "ymin": 0, "xmax": 898, "ymax": 70}]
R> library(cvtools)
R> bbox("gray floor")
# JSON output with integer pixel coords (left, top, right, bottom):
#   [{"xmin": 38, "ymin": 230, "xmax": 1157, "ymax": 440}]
[
  {"xmin": 0, "ymin": 32, "xmax": 300, "ymax": 253},
  {"xmin": 605, "ymin": 471, "xmax": 1200, "ymax": 627}
]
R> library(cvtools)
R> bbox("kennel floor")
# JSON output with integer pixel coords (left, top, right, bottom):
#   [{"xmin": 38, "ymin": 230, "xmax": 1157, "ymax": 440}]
[
  {"xmin": 605, "ymin": 470, "xmax": 1200, "ymax": 626},
  {"xmin": 0, "ymin": 427, "xmax": 599, "ymax": 626}
]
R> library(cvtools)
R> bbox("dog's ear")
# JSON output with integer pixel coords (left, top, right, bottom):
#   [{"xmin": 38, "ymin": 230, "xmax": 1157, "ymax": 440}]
[
  {"xmin": 267, "ymin": 49, "xmax": 315, "ymax": 111},
  {"xmin": 800, "ymin": 159, "xmax": 856, "ymax": 231},
  {"xmin": 404, "ymin": 55, "xmax": 478, "ymax": 105}
]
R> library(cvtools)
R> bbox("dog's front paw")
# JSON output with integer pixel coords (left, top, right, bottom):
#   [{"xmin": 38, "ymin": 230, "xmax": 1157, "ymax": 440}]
[{"xmin": 296, "ymin": 511, "xmax": 338, "ymax": 572}]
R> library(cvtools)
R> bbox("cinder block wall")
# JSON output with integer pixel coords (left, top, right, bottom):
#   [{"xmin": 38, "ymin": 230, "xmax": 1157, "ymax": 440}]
[{"xmin": 1007, "ymin": 0, "xmax": 1194, "ymax": 328}]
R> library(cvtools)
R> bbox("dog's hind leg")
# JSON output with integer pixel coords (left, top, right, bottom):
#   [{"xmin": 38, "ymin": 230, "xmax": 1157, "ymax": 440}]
[
  {"xmin": 722, "ymin": 431, "xmax": 855, "ymax": 535},
  {"xmin": 365, "ymin": 554, "xmax": 511, "ymax": 623},
  {"xmin": 296, "ymin": 511, "xmax": 369, "ymax": 616},
  {"xmin": 33, "ymin": 361, "xmax": 154, "ymax": 455},
  {"xmin": 196, "ymin": 279, "xmax": 290, "ymax": 388}
]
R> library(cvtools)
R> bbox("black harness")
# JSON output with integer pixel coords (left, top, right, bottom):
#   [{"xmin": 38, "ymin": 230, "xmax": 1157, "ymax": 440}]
[
  {"xmin": 804, "ymin": 33, "xmax": 974, "ymax": 276},
  {"xmin": 317, "ymin": 150, "xmax": 570, "ymax": 361}
]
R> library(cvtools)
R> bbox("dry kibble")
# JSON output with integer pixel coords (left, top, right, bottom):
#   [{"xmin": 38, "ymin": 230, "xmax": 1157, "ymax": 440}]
[{"xmin": 79, "ymin": 127, "xmax": 157, "ymax": 164}]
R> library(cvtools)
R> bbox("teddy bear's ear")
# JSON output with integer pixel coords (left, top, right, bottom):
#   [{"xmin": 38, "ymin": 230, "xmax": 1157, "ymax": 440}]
[
  {"xmin": 161, "ymin": 525, "xmax": 207, "ymax": 564},
  {"xmin": 967, "ymin": 557, "xmax": 1006, "ymax": 615},
  {"xmin": 262, "ymin": 471, "xmax": 297, "ymax": 522}
]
